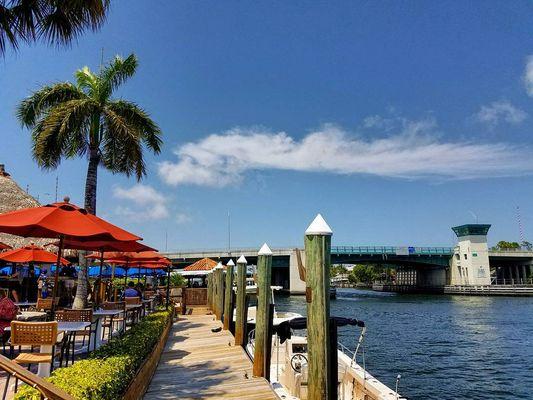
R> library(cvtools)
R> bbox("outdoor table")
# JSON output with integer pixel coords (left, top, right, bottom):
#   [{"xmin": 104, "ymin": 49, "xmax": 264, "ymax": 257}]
[
  {"xmin": 16, "ymin": 311, "xmax": 47, "ymax": 321},
  {"xmin": 4, "ymin": 321, "xmax": 90, "ymax": 377},
  {"xmin": 92, "ymin": 309, "xmax": 124, "ymax": 349},
  {"xmin": 56, "ymin": 321, "xmax": 92, "ymax": 367},
  {"xmin": 14, "ymin": 301, "xmax": 37, "ymax": 310}
]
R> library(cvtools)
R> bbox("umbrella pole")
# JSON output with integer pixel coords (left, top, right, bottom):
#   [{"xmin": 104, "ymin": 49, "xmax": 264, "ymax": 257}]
[
  {"xmin": 98, "ymin": 249, "xmax": 104, "ymax": 306},
  {"xmin": 51, "ymin": 236, "xmax": 64, "ymax": 314},
  {"xmin": 166, "ymin": 265, "xmax": 171, "ymax": 310}
]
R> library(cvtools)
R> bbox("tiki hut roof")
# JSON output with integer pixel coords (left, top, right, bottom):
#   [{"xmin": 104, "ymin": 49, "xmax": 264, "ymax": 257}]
[
  {"xmin": 0, "ymin": 164, "xmax": 53, "ymax": 249},
  {"xmin": 183, "ymin": 257, "xmax": 218, "ymax": 271}
]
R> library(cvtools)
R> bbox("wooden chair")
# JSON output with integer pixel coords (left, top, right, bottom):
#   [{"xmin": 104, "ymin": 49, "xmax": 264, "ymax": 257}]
[
  {"xmin": 100, "ymin": 302, "xmax": 125, "ymax": 340},
  {"xmin": 124, "ymin": 297, "xmax": 140, "ymax": 305},
  {"xmin": 10, "ymin": 321, "xmax": 60, "ymax": 392},
  {"xmin": 55, "ymin": 309, "xmax": 95, "ymax": 360}
]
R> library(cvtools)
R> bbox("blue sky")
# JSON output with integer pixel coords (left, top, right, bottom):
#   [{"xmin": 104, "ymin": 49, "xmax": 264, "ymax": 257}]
[{"xmin": 2, "ymin": 1, "xmax": 533, "ymax": 251}]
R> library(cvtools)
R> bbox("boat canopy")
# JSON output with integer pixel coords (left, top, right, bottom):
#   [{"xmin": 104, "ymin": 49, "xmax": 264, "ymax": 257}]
[{"xmin": 274, "ymin": 317, "xmax": 365, "ymax": 343}]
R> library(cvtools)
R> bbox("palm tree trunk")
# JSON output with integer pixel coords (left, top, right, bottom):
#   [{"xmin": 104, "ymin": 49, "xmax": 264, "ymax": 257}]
[{"xmin": 73, "ymin": 149, "xmax": 100, "ymax": 309}]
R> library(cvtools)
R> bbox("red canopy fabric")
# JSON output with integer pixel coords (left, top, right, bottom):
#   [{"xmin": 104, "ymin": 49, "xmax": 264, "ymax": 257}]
[
  {"xmin": 0, "ymin": 200, "xmax": 141, "ymax": 242},
  {"xmin": 61, "ymin": 239, "xmax": 156, "ymax": 253},
  {"xmin": 0, "ymin": 244, "xmax": 69, "ymax": 265},
  {"xmin": 0, "ymin": 242, "xmax": 11, "ymax": 251},
  {"xmin": 105, "ymin": 256, "xmax": 171, "ymax": 269},
  {"xmin": 89, "ymin": 250, "xmax": 165, "ymax": 263}
]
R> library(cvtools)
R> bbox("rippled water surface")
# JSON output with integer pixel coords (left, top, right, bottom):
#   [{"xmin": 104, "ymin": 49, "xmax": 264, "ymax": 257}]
[{"xmin": 275, "ymin": 288, "xmax": 533, "ymax": 400}]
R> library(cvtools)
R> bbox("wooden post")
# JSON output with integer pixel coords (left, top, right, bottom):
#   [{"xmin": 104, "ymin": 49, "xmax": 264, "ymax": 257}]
[
  {"xmin": 234, "ymin": 255, "xmax": 247, "ymax": 346},
  {"xmin": 207, "ymin": 272, "xmax": 214, "ymax": 311},
  {"xmin": 253, "ymin": 243, "xmax": 272, "ymax": 377},
  {"xmin": 305, "ymin": 214, "xmax": 333, "ymax": 400},
  {"xmin": 214, "ymin": 263, "xmax": 225, "ymax": 321},
  {"xmin": 264, "ymin": 303, "xmax": 275, "ymax": 381},
  {"xmin": 223, "ymin": 259, "xmax": 235, "ymax": 330}
]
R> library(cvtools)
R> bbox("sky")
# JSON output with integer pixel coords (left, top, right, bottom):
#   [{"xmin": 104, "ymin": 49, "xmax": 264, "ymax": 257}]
[{"xmin": 2, "ymin": 1, "xmax": 533, "ymax": 251}]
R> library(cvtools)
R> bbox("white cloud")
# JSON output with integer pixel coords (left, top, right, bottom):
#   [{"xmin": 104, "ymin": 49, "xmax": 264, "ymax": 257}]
[
  {"xmin": 525, "ymin": 56, "xmax": 533, "ymax": 97},
  {"xmin": 158, "ymin": 119, "xmax": 533, "ymax": 187},
  {"xmin": 175, "ymin": 213, "xmax": 192, "ymax": 224},
  {"xmin": 113, "ymin": 184, "xmax": 169, "ymax": 220},
  {"xmin": 475, "ymin": 100, "xmax": 527, "ymax": 127}
]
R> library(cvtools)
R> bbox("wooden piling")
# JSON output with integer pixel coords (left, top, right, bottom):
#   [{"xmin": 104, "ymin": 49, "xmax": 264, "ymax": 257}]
[
  {"xmin": 215, "ymin": 263, "xmax": 225, "ymax": 321},
  {"xmin": 223, "ymin": 259, "xmax": 235, "ymax": 330},
  {"xmin": 253, "ymin": 243, "xmax": 272, "ymax": 378},
  {"xmin": 304, "ymin": 214, "xmax": 333, "ymax": 400},
  {"xmin": 207, "ymin": 273, "xmax": 213, "ymax": 311},
  {"xmin": 234, "ymin": 255, "xmax": 247, "ymax": 346}
]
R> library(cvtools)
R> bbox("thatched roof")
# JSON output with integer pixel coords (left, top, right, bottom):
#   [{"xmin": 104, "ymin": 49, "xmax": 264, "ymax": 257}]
[
  {"xmin": 0, "ymin": 164, "xmax": 53, "ymax": 249},
  {"xmin": 184, "ymin": 257, "xmax": 217, "ymax": 271}
]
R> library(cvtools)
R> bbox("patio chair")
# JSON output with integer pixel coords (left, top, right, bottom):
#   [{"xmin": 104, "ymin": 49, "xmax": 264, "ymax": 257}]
[
  {"xmin": 9, "ymin": 321, "xmax": 60, "ymax": 393},
  {"xmin": 55, "ymin": 309, "xmax": 95, "ymax": 361},
  {"xmin": 100, "ymin": 302, "xmax": 125, "ymax": 340}
]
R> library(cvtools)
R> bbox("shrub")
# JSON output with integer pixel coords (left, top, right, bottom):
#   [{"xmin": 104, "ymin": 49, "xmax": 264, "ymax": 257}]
[{"xmin": 15, "ymin": 309, "xmax": 172, "ymax": 400}]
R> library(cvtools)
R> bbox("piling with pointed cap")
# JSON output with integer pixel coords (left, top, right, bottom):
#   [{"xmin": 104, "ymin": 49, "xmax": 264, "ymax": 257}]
[
  {"xmin": 234, "ymin": 255, "xmax": 247, "ymax": 346},
  {"xmin": 214, "ymin": 262, "xmax": 225, "ymax": 321},
  {"xmin": 305, "ymin": 214, "xmax": 333, "ymax": 400},
  {"xmin": 253, "ymin": 243, "xmax": 272, "ymax": 377},
  {"xmin": 223, "ymin": 259, "xmax": 235, "ymax": 330},
  {"xmin": 207, "ymin": 271, "xmax": 213, "ymax": 311}
]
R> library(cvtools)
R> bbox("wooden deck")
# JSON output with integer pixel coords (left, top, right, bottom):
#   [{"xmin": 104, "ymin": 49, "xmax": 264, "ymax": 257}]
[{"xmin": 144, "ymin": 311, "xmax": 278, "ymax": 399}]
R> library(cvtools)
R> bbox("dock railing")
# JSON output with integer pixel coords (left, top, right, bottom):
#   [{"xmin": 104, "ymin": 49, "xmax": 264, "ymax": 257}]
[{"xmin": 0, "ymin": 354, "xmax": 74, "ymax": 400}]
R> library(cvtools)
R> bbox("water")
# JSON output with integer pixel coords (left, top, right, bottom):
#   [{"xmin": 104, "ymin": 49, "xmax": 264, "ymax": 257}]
[{"xmin": 275, "ymin": 288, "xmax": 533, "ymax": 400}]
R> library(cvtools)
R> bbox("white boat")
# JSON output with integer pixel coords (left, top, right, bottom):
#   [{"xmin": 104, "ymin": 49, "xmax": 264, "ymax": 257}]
[
  {"xmin": 246, "ymin": 326, "xmax": 406, "ymax": 400},
  {"xmin": 242, "ymin": 287, "xmax": 406, "ymax": 400}
]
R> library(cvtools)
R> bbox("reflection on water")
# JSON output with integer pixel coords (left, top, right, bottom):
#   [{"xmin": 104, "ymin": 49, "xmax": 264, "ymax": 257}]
[{"xmin": 275, "ymin": 288, "xmax": 533, "ymax": 400}]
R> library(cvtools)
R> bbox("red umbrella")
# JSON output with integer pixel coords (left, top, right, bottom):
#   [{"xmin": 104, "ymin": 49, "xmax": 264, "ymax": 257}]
[
  {"xmin": 63, "ymin": 240, "xmax": 156, "ymax": 253},
  {"xmin": 0, "ymin": 200, "xmax": 141, "ymax": 242},
  {"xmin": 0, "ymin": 244, "xmax": 70, "ymax": 265},
  {"xmin": 0, "ymin": 198, "xmax": 141, "ymax": 309},
  {"xmin": 0, "ymin": 242, "xmax": 11, "ymax": 251}
]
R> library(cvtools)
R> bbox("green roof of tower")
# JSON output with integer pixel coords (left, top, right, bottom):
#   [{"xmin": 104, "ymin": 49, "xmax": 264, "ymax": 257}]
[{"xmin": 452, "ymin": 224, "xmax": 491, "ymax": 237}]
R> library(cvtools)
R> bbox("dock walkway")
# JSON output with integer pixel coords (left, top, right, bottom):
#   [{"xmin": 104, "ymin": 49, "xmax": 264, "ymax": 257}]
[{"xmin": 144, "ymin": 311, "xmax": 278, "ymax": 399}]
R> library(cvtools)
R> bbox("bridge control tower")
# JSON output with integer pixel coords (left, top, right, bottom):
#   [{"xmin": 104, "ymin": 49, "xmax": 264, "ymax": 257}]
[{"xmin": 450, "ymin": 224, "xmax": 491, "ymax": 286}]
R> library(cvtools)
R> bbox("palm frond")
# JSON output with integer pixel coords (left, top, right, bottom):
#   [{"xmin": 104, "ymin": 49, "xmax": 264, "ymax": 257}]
[
  {"xmin": 75, "ymin": 66, "xmax": 98, "ymax": 94},
  {"xmin": 37, "ymin": 0, "xmax": 109, "ymax": 45},
  {"xmin": 101, "ymin": 106, "xmax": 146, "ymax": 179},
  {"xmin": 32, "ymin": 98, "xmax": 97, "ymax": 168},
  {"xmin": 98, "ymin": 54, "xmax": 138, "ymax": 100},
  {"xmin": 1, "ymin": 0, "xmax": 109, "ymax": 56},
  {"xmin": 106, "ymin": 99, "xmax": 162, "ymax": 153},
  {"xmin": 0, "ymin": 3, "xmax": 18, "ymax": 53},
  {"xmin": 17, "ymin": 82, "xmax": 85, "ymax": 127}
]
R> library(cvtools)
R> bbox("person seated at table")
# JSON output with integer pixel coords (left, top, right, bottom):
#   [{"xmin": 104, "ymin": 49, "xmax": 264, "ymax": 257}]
[
  {"xmin": 123, "ymin": 281, "xmax": 140, "ymax": 298},
  {"xmin": 0, "ymin": 288, "xmax": 18, "ymax": 345},
  {"xmin": 10, "ymin": 265, "xmax": 28, "ymax": 302}
]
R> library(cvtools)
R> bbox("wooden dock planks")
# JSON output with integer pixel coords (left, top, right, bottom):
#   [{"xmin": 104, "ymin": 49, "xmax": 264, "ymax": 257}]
[{"xmin": 144, "ymin": 313, "xmax": 278, "ymax": 400}]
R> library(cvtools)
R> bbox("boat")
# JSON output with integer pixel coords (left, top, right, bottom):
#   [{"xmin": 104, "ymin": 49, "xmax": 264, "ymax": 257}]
[
  {"xmin": 246, "ymin": 320, "xmax": 406, "ymax": 400},
  {"xmin": 243, "ymin": 288, "xmax": 405, "ymax": 400}
]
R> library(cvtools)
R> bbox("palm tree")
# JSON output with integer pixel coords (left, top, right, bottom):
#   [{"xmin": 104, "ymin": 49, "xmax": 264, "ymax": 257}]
[
  {"xmin": 17, "ymin": 53, "xmax": 162, "ymax": 307},
  {"xmin": 0, "ymin": 0, "xmax": 109, "ymax": 55}
]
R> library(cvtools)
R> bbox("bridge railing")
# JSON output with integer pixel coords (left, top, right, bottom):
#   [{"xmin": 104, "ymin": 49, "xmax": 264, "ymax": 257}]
[{"xmin": 331, "ymin": 246, "xmax": 454, "ymax": 255}]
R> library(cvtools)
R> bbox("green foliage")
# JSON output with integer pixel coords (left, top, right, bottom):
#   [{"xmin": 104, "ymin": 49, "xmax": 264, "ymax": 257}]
[
  {"xmin": 347, "ymin": 264, "xmax": 392, "ymax": 285},
  {"xmin": 15, "ymin": 310, "xmax": 172, "ymax": 400},
  {"xmin": 494, "ymin": 241, "xmax": 521, "ymax": 250},
  {"xmin": 330, "ymin": 264, "xmax": 348, "ymax": 277},
  {"xmin": 0, "ymin": 1, "xmax": 109, "ymax": 55},
  {"xmin": 170, "ymin": 273, "xmax": 186, "ymax": 287},
  {"xmin": 17, "ymin": 53, "xmax": 162, "ymax": 180}
]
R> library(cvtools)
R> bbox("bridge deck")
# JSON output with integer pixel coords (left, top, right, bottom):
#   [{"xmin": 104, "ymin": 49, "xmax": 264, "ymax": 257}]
[{"xmin": 144, "ymin": 312, "xmax": 277, "ymax": 400}]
